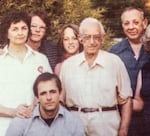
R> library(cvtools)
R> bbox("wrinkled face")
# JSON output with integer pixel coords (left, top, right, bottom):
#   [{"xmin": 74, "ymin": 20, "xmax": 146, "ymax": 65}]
[
  {"xmin": 30, "ymin": 16, "xmax": 46, "ymax": 42},
  {"xmin": 36, "ymin": 80, "xmax": 60, "ymax": 116},
  {"xmin": 8, "ymin": 21, "xmax": 29, "ymax": 46},
  {"xmin": 80, "ymin": 22, "xmax": 102, "ymax": 56},
  {"xmin": 63, "ymin": 27, "xmax": 80, "ymax": 55},
  {"xmin": 121, "ymin": 9, "xmax": 147, "ymax": 42}
]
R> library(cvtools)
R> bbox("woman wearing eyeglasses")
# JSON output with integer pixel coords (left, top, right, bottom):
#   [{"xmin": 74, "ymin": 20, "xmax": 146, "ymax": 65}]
[{"xmin": 27, "ymin": 10, "xmax": 60, "ymax": 71}]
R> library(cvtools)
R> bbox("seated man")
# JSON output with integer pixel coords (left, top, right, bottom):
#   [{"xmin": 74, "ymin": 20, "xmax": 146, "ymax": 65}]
[{"xmin": 6, "ymin": 72, "xmax": 85, "ymax": 136}]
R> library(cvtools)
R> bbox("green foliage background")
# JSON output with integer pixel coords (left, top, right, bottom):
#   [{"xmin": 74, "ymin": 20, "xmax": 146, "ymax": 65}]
[{"xmin": 0, "ymin": 0, "xmax": 149, "ymax": 50}]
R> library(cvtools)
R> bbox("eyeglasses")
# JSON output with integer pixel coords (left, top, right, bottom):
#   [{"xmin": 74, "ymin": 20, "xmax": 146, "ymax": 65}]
[
  {"xmin": 31, "ymin": 24, "xmax": 46, "ymax": 32},
  {"xmin": 82, "ymin": 34, "xmax": 101, "ymax": 42}
]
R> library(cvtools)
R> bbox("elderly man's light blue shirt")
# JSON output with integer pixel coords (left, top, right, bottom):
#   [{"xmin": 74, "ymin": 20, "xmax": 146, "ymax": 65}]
[{"xmin": 5, "ymin": 104, "xmax": 85, "ymax": 136}]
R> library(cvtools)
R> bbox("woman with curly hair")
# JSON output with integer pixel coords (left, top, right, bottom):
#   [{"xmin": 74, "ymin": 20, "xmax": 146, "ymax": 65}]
[{"xmin": 0, "ymin": 9, "xmax": 52, "ymax": 136}]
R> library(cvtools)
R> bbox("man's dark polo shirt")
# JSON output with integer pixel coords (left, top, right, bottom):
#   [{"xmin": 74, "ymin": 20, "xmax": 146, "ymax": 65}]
[{"xmin": 109, "ymin": 38, "xmax": 150, "ymax": 96}]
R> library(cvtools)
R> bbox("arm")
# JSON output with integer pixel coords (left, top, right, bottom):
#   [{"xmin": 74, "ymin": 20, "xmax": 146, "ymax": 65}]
[
  {"xmin": 118, "ymin": 97, "xmax": 132, "ymax": 136},
  {"xmin": 0, "ymin": 104, "xmax": 33, "ymax": 118},
  {"xmin": 54, "ymin": 62, "xmax": 62, "ymax": 76},
  {"xmin": 133, "ymin": 71, "xmax": 144, "ymax": 111},
  {"xmin": 116, "ymin": 56, "xmax": 133, "ymax": 136},
  {"xmin": 59, "ymin": 64, "xmax": 66, "ymax": 105},
  {"xmin": 43, "ymin": 55, "xmax": 53, "ymax": 73},
  {"xmin": 0, "ymin": 104, "xmax": 16, "ymax": 117}
]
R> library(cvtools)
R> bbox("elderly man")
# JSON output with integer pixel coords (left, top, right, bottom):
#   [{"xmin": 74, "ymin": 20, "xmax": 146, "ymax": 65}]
[
  {"xmin": 109, "ymin": 7, "xmax": 150, "ymax": 136},
  {"xmin": 110, "ymin": 7, "xmax": 149, "ymax": 97},
  {"xmin": 60, "ymin": 17, "xmax": 132, "ymax": 136},
  {"xmin": 6, "ymin": 72, "xmax": 85, "ymax": 136}
]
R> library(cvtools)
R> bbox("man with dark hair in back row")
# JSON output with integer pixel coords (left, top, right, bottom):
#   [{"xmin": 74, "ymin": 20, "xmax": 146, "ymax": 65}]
[{"xmin": 110, "ymin": 6, "xmax": 150, "ymax": 136}]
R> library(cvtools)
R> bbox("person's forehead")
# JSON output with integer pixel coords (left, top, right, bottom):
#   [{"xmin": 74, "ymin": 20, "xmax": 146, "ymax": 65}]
[
  {"xmin": 82, "ymin": 22, "xmax": 100, "ymax": 34},
  {"xmin": 121, "ymin": 9, "xmax": 143, "ymax": 21},
  {"xmin": 10, "ymin": 20, "xmax": 27, "ymax": 27},
  {"xmin": 64, "ymin": 27, "xmax": 75, "ymax": 34},
  {"xmin": 38, "ymin": 80, "xmax": 57, "ymax": 90},
  {"xmin": 31, "ymin": 16, "xmax": 46, "ymax": 25}
]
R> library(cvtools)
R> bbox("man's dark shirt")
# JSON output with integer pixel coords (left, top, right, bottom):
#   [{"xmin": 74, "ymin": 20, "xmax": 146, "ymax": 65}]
[
  {"xmin": 109, "ymin": 38, "xmax": 150, "ymax": 96},
  {"xmin": 39, "ymin": 40, "xmax": 61, "ymax": 72}
]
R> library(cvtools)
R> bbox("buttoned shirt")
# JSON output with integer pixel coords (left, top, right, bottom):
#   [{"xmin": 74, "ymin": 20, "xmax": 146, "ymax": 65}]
[
  {"xmin": 109, "ymin": 38, "xmax": 150, "ymax": 96},
  {"xmin": 6, "ymin": 105, "xmax": 85, "ymax": 136},
  {"xmin": 0, "ymin": 45, "xmax": 52, "ymax": 136},
  {"xmin": 60, "ymin": 50, "xmax": 132, "ymax": 108}
]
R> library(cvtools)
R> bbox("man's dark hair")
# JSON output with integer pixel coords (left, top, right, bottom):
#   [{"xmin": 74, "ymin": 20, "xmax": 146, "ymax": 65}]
[
  {"xmin": 0, "ymin": 9, "xmax": 31, "ymax": 45},
  {"xmin": 33, "ymin": 72, "xmax": 62, "ymax": 97}
]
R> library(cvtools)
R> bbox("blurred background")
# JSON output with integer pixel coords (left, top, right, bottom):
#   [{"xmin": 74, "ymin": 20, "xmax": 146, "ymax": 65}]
[{"xmin": 0, "ymin": 0, "xmax": 150, "ymax": 49}]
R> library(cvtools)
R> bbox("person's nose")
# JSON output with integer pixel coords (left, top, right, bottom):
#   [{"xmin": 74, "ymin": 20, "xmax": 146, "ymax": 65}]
[
  {"xmin": 90, "ymin": 36, "xmax": 94, "ymax": 44},
  {"xmin": 18, "ymin": 29, "xmax": 23, "ymax": 35},
  {"xmin": 35, "ymin": 26, "xmax": 40, "ymax": 32},
  {"xmin": 46, "ymin": 93, "xmax": 52, "ymax": 100},
  {"xmin": 128, "ymin": 23, "xmax": 134, "ymax": 29},
  {"xmin": 68, "ymin": 38, "xmax": 73, "ymax": 44}
]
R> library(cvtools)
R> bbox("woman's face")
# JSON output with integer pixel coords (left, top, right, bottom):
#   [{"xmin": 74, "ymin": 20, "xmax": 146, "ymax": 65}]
[
  {"xmin": 8, "ymin": 20, "xmax": 29, "ymax": 46},
  {"xmin": 30, "ymin": 16, "xmax": 46, "ymax": 42},
  {"xmin": 63, "ymin": 27, "xmax": 80, "ymax": 55}
]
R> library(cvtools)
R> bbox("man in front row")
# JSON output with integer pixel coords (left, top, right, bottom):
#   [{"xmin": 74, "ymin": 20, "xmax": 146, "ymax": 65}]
[
  {"xmin": 6, "ymin": 72, "xmax": 85, "ymax": 136},
  {"xmin": 60, "ymin": 17, "xmax": 133, "ymax": 136}
]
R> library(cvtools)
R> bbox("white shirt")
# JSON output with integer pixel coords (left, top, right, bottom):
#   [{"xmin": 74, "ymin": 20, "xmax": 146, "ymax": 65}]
[
  {"xmin": 60, "ymin": 50, "xmax": 132, "ymax": 108},
  {"xmin": 60, "ymin": 50, "xmax": 133, "ymax": 136},
  {"xmin": 0, "ymin": 45, "xmax": 52, "ymax": 136}
]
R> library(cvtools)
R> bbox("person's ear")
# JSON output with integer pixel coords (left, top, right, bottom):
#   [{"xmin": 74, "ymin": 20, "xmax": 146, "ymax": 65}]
[
  {"xmin": 101, "ymin": 34, "xmax": 105, "ymax": 44},
  {"xmin": 143, "ymin": 18, "xmax": 148, "ymax": 30},
  {"xmin": 35, "ymin": 96, "xmax": 40, "ymax": 103}
]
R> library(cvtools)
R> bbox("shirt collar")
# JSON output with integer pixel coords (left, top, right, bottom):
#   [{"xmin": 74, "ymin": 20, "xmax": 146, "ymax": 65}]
[
  {"xmin": 76, "ymin": 52, "xmax": 86, "ymax": 66},
  {"xmin": 116, "ymin": 38, "xmax": 145, "ymax": 53},
  {"xmin": 77, "ymin": 50, "xmax": 105, "ymax": 68},
  {"xmin": 116, "ymin": 38, "xmax": 131, "ymax": 52},
  {"xmin": 94, "ymin": 50, "xmax": 105, "ymax": 67},
  {"xmin": 33, "ymin": 104, "xmax": 65, "ymax": 119},
  {"xmin": 2, "ymin": 44, "xmax": 36, "ymax": 57}
]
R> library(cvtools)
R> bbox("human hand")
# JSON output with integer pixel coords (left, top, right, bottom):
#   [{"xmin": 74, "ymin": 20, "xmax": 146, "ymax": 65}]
[
  {"xmin": 118, "ymin": 128, "xmax": 128, "ymax": 136},
  {"xmin": 14, "ymin": 104, "xmax": 33, "ymax": 118},
  {"xmin": 117, "ymin": 95, "xmax": 127, "ymax": 105}
]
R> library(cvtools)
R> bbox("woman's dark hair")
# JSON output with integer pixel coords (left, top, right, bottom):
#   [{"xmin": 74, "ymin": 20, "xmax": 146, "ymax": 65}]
[
  {"xmin": 58, "ymin": 23, "xmax": 83, "ymax": 61},
  {"xmin": 0, "ymin": 9, "xmax": 31, "ymax": 45},
  {"xmin": 29, "ymin": 10, "xmax": 50, "ymax": 40},
  {"xmin": 33, "ymin": 72, "xmax": 62, "ymax": 97}
]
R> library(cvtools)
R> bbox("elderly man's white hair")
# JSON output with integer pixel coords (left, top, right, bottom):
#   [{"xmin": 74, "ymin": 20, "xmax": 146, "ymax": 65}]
[{"xmin": 79, "ymin": 17, "xmax": 105, "ymax": 35}]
